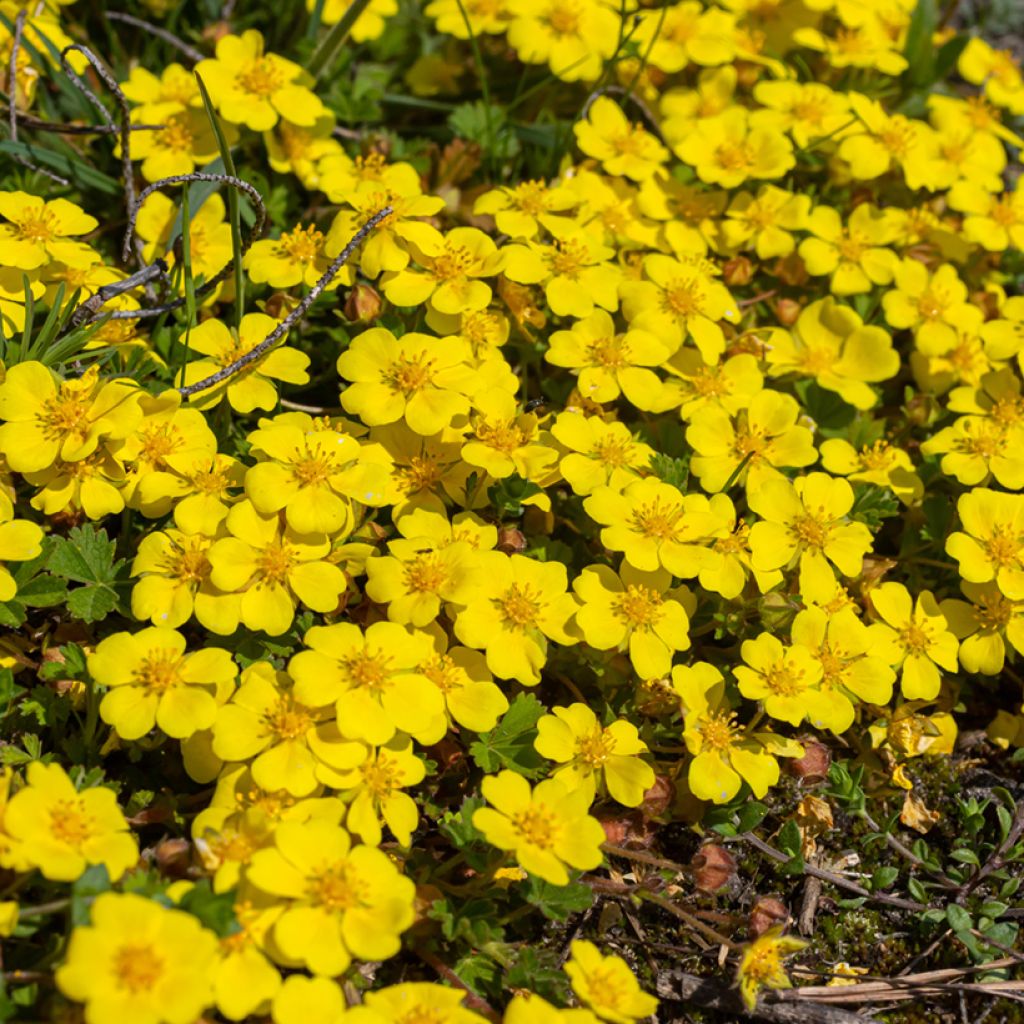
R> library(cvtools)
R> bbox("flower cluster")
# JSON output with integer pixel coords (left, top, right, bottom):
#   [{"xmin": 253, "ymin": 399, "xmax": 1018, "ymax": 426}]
[{"xmin": 2, "ymin": 0, "xmax": 1024, "ymax": 1019}]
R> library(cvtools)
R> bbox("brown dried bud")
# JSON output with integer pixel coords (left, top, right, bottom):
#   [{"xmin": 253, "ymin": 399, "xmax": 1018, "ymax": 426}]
[
  {"xmin": 496, "ymin": 527, "xmax": 527, "ymax": 555},
  {"xmin": 344, "ymin": 283, "xmax": 383, "ymax": 324},
  {"xmin": 788, "ymin": 741, "xmax": 832, "ymax": 783},
  {"xmin": 722, "ymin": 256, "xmax": 755, "ymax": 287},
  {"xmin": 691, "ymin": 843, "xmax": 736, "ymax": 893},
  {"xmin": 773, "ymin": 297, "xmax": 803, "ymax": 327},
  {"xmin": 774, "ymin": 252, "xmax": 808, "ymax": 286},
  {"xmin": 639, "ymin": 775, "xmax": 675, "ymax": 819},
  {"xmin": 749, "ymin": 896, "xmax": 789, "ymax": 936},
  {"xmin": 153, "ymin": 837, "xmax": 191, "ymax": 879},
  {"xmin": 598, "ymin": 812, "xmax": 657, "ymax": 849}
]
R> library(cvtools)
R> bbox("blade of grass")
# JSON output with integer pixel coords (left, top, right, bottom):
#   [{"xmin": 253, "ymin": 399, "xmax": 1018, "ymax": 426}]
[
  {"xmin": 453, "ymin": 0, "xmax": 494, "ymax": 177},
  {"xmin": 19, "ymin": 274, "xmax": 36, "ymax": 365},
  {"xmin": 307, "ymin": 0, "xmax": 373, "ymax": 82},
  {"xmin": 194, "ymin": 71, "xmax": 244, "ymax": 330},
  {"xmin": 179, "ymin": 188, "xmax": 197, "ymax": 388},
  {"xmin": 28, "ymin": 283, "xmax": 67, "ymax": 360}
]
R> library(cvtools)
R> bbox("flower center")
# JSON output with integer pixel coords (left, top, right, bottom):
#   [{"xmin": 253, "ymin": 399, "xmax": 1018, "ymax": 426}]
[
  {"xmin": 475, "ymin": 418, "xmax": 527, "ymax": 453},
  {"xmin": 577, "ymin": 726, "xmax": 615, "ymax": 765},
  {"xmin": 256, "ymin": 539, "xmax": 297, "ymax": 585},
  {"xmin": 715, "ymin": 140, "xmax": 755, "ymax": 172},
  {"xmin": 237, "ymin": 57, "xmax": 285, "ymax": 97},
  {"xmin": 360, "ymin": 752, "xmax": 403, "ymax": 797},
  {"xmin": 133, "ymin": 651, "xmax": 183, "ymax": 693},
  {"xmin": 403, "ymin": 553, "xmax": 449, "ymax": 594},
  {"xmin": 510, "ymin": 180, "xmax": 547, "ymax": 216},
  {"xmin": 990, "ymin": 199, "xmax": 1020, "ymax": 228},
  {"xmin": 630, "ymin": 497, "xmax": 683, "ymax": 541},
  {"xmin": 263, "ymin": 693, "xmax": 313, "ymax": 741},
  {"xmin": 585, "ymin": 336, "xmax": 629, "ymax": 368},
  {"xmin": 510, "ymin": 803, "xmax": 560, "ymax": 848},
  {"xmin": 112, "ymin": 944, "xmax": 165, "ymax": 993},
  {"xmin": 15, "ymin": 210, "xmax": 59, "ymax": 242},
  {"xmin": 307, "ymin": 861, "xmax": 367, "ymax": 912},
  {"xmin": 763, "ymin": 658, "xmax": 806, "ymax": 696},
  {"xmin": 139, "ymin": 423, "xmax": 182, "ymax": 466},
  {"xmin": 898, "ymin": 622, "xmax": 932, "ymax": 655},
  {"xmin": 167, "ymin": 540, "xmax": 212, "ymax": 583},
  {"xmin": 836, "ymin": 230, "xmax": 867, "ymax": 262},
  {"xmin": 715, "ymin": 522, "xmax": 749, "ymax": 555},
  {"xmin": 343, "ymin": 650, "xmax": 393, "ymax": 692},
  {"xmin": 697, "ymin": 710, "xmax": 738, "ymax": 752},
  {"xmin": 158, "ymin": 115, "xmax": 194, "ymax": 153},
  {"xmin": 397, "ymin": 453, "xmax": 444, "ymax": 494},
  {"xmin": 420, "ymin": 653, "xmax": 461, "ymax": 694},
  {"xmin": 550, "ymin": 237, "xmax": 588, "ymax": 277},
  {"xmin": 544, "ymin": 1, "xmax": 581, "ymax": 37},
  {"xmin": 583, "ymin": 965, "xmax": 631, "ymax": 1010},
  {"xmin": 612, "ymin": 583, "xmax": 663, "ymax": 628},
  {"xmin": 49, "ymin": 799, "xmax": 94, "ymax": 846},
  {"xmin": 497, "ymin": 581, "xmax": 542, "ymax": 628},
  {"xmin": 664, "ymin": 277, "xmax": 705, "ymax": 317},
  {"xmin": 790, "ymin": 512, "xmax": 830, "ymax": 549},
  {"xmin": 277, "ymin": 224, "xmax": 324, "ymax": 265},
  {"xmin": 983, "ymin": 525, "xmax": 1023, "ymax": 568},
  {"xmin": 384, "ymin": 354, "xmax": 436, "ymax": 395},
  {"xmin": 859, "ymin": 440, "xmax": 894, "ymax": 470},
  {"xmin": 593, "ymin": 435, "xmax": 633, "ymax": 468},
  {"xmin": 40, "ymin": 390, "xmax": 92, "ymax": 441},
  {"xmin": 431, "ymin": 244, "xmax": 475, "ymax": 280}
]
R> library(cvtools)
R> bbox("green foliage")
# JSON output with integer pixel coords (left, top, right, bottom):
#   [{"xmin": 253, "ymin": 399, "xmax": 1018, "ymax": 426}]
[
  {"xmin": 469, "ymin": 693, "xmax": 547, "ymax": 777},
  {"xmin": 48, "ymin": 525, "xmax": 126, "ymax": 623}
]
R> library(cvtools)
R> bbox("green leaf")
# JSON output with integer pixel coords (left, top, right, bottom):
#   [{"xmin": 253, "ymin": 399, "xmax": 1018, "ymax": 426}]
[
  {"xmin": 522, "ymin": 876, "xmax": 593, "ymax": 921},
  {"xmin": 71, "ymin": 864, "xmax": 111, "ymax": 926},
  {"xmin": 777, "ymin": 820, "xmax": 805, "ymax": 874},
  {"xmin": 179, "ymin": 880, "xmax": 240, "ymax": 937},
  {"xmin": 736, "ymin": 801, "xmax": 769, "ymax": 833},
  {"xmin": 871, "ymin": 866, "xmax": 900, "ymax": 891},
  {"xmin": 505, "ymin": 947, "xmax": 572, "ymax": 1003},
  {"xmin": 946, "ymin": 904, "xmax": 973, "ymax": 933},
  {"xmin": 794, "ymin": 381, "xmax": 856, "ymax": 435},
  {"xmin": 439, "ymin": 796, "xmax": 486, "ymax": 849},
  {"xmin": 469, "ymin": 693, "xmax": 547, "ymax": 778},
  {"xmin": 49, "ymin": 525, "xmax": 124, "ymax": 623},
  {"xmin": 66, "ymin": 582, "xmax": 119, "ymax": 624},
  {"xmin": 0, "ymin": 141, "xmax": 122, "ymax": 195},
  {"xmin": 903, "ymin": 0, "xmax": 938, "ymax": 88},
  {"xmin": 649, "ymin": 452, "xmax": 690, "ymax": 493}
]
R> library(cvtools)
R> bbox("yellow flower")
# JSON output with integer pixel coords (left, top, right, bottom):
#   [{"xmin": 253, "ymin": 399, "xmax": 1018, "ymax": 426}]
[
  {"xmin": 382, "ymin": 227, "xmax": 503, "ymax": 315},
  {"xmin": 139, "ymin": 451, "xmax": 245, "ymax": 536},
  {"xmin": 245, "ymin": 412, "xmax": 391, "ymax": 535},
  {"xmin": 574, "ymin": 97, "xmax": 668, "ymax": 181},
  {"xmin": 734, "ymin": 632, "xmax": 828, "ymax": 728},
  {"xmin": 867, "ymin": 583, "xmax": 959, "ymax": 700},
  {"xmin": 620, "ymin": 254, "xmax": 738, "ymax": 365},
  {"xmin": 535, "ymin": 703, "xmax": 654, "ymax": 807},
  {"xmin": 564, "ymin": 940, "xmax": 659, "ymax": 1023},
  {"xmin": 883, "ymin": 260, "xmax": 981, "ymax": 353},
  {"xmin": 0, "ymin": 190, "xmax": 97, "ymax": 269},
  {"xmin": 674, "ymin": 108, "xmax": 794, "ymax": 188},
  {"xmin": 949, "ymin": 180, "xmax": 1024, "ymax": 253},
  {"xmin": 573, "ymin": 562, "xmax": 692, "ymax": 678},
  {"xmin": 414, "ymin": 628, "xmax": 509, "ymax": 733},
  {"xmin": 244, "ymin": 222, "xmax": 340, "ymax": 289},
  {"xmin": 941, "ymin": 582, "xmax": 1024, "ymax": 676},
  {"xmin": 195, "ymin": 30, "xmax": 325, "ymax": 131},
  {"xmin": 749, "ymin": 472, "xmax": 873, "ymax": 604},
  {"xmin": 503, "ymin": 225, "xmax": 622, "ymax": 319},
  {"xmin": 452, "ymin": 551, "xmax": 579, "ymax": 684},
  {"xmin": 183, "ymin": 314, "xmax": 311, "ymax": 413},
  {"xmin": 762, "ymin": 298, "xmax": 899, "ymax": 409},
  {"xmin": 544, "ymin": 310, "xmax": 671, "ymax": 407},
  {"xmin": 685, "ymin": 388, "xmax": 818, "ymax": 493},
  {"xmin": 89, "ymin": 626, "xmax": 237, "ymax": 741},
  {"xmin": 364, "ymin": 509, "xmax": 482, "ymax": 626},
  {"xmin": 551, "ymin": 413, "xmax": 656, "ymax": 495},
  {"xmin": 946, "ymin": 488, "xmax": 1024, "ymax": 599},
  {"xmin": 673, "ymin": 662, "xmax": 802, "ymax": 803},
  {"xmin": 208, "ymin": 499, "xmax": 346, "ymax": 635},
  {"xmin": 958, "ymin": 37, "xmax": 1024, "ymax": 114},
  {"xmin": 720, "ymin": 185, "xmax": 810, "ymax": 259},
  {"xmin": 659, "ymin": 350, "xmax": 764, "ymax": 423},
  {"xmin": 799, "ymin": 204, "xmax": 899, "ymax": 296},
  {"xmin": 922, "ymin": 415, "xmax": 1024, "ymax": 489},
  {"xmin": 310, "ymin": 0, "xmax": 398, "ymax": 40},
  {"xmin": 121, "ymin": 62, "xmax": 198, "ymax": 116},
  {"xmin": 750, "ymin": 80, "xmax": 852, "ymax": 149},
  {"xmin": 289, "ymin": 621, "xmax": 446, "ymax": 744},
  {"xmin": 0, "ymin": 492, "xmax": 43, "ymax": 602},
  {"xmin": 473, "ymin": 769, "xmax": 604, "ymax": 884},
  {"xmin": 265, "ymin": 115, "xmax": 344, "ymax": 191},
  {"xmin": 505, "ymin": 993, "xmax": 599, "ymax": 1023},
  {"xmin": 474, "ymin": 178, "xmax": 577, "ymax": 240},
  {"xmin": 135, "ymin": 192, "xmax": 233, "ymax": 287},
  {"xmin": 737, "ymin": 925, "xmax": 808, "ymax": 1011},
  {"xmin": 505, "ymin": 0, "xmax": 620, "ymax": 82},
  {"xmin": 338, "ymin": 328, "xmax": 476, "ymax": 435},
  {"xmin": 461, "ymin": 388, "xmax": 558, "ymax": 483},
  {"xmin": 322, "ymin": 735, "xmax": 425, "ymax": 846},
  {"xmin": 128, "ymin": 105, "xmax": 233, "ymax": 183},
  {"xmin": 211, "ymin": 661, "xmax": 362, "ymax": 797},
  {"xmin": 56, "ymin": 892, "xmax": 219, "ymax": 1024},
  {"xmin": 0, "ymin": 362, "xmax": 142, "ymax": 474},
  {"xmin": 819, "ymin": 438, "xmax": 923, "ymax": 505},
  {"xmin": 584, "ymin": 478, "xmax": 730, "ymax": 579},
  {"xmin": 426, "ymin": 0, "xmax": 513, "ymax": 36},
  {"xmin": 635, "ymin": 1, "xmax": 736, "ymax": 73},
  {"xmin": 365, "ymin": 983, "xmax": 488, "ymax": 1023},
  {"xmin": 4, "ymin": 762, "xmax": 138, "ymax": 882},
  {"xmin": 246, "ymin": 819, "xmax": 415, "ymax": 974}
]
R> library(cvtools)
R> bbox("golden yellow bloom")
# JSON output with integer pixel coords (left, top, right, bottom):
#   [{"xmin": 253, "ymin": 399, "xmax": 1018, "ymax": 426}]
[{"xmin": 737, "ymin": 926, "xmax": 808, "ymax": 1010}]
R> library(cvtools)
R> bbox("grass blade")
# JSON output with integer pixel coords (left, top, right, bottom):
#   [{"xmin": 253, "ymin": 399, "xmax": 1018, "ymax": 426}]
[
  {"xmin": 307, "ymin": 0, "xmax": 372, "ymax": 82},
  {"xmin": 194, "ymin": 70, "xmax": 244, "ymax": 329},
  {"xmin": 179, "ymin": 188, "xmax": 197, "ymax": 388}
]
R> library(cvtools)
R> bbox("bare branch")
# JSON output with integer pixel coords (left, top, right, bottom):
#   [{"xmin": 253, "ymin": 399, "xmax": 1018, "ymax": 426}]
[
  {"xmin": 105, "ymin": 12, "xmax": 206, "ymax": 64},
  {"xmin": 177, "ymin": 206, "xmax": 392, "ymax": 399}
]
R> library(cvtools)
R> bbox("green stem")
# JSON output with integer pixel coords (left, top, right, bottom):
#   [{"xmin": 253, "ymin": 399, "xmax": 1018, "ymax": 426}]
[{"xmin": 307, "ymin": 0, "xmax": 373, "ymax": 82}]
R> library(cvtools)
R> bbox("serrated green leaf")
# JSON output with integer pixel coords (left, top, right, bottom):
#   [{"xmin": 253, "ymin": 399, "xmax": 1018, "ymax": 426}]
[
  {"xmin": 469, "ymin": 693, "xmax": 547, "ymax": 777},
  {"xmin": 523, "ymin": 876, "xmax": 593, "ymax": 921},
  {"xmin": 49, "ymin": 525, "xmax": 121, "ymax": 584},
  {"xmin": 15, "ymin": 574, "xmax": 68, "ymax": 608},
  {"xmin": 179, "ymin": 880, "xmax": 240, "ymax": 937},
  {"xmin": 67, "ymin": 585, "xmax": 118, "ymax": 623}
]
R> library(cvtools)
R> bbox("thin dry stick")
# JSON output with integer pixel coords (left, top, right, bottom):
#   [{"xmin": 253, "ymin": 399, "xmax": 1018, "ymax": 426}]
[
  {"xmin": 59, "ymin": 43, "xmax": 135, "ymax": 245},
  {"xmin": 105, "ymin": 12, "xmax": 205, "ymax": 63},
  {"xmin": 177, "ymin": 207, "xmax": 391, "ymax": 399},
  {"xmin": 742, "ymin": 831, "xmax": 928, "ymax": 913},
  {"xmin": 0, "ymin": 111, "xmax": 163, "ymax": 135},
  {"xmin": 66, "ymin": 260, "xmax": 169, "ymax": 330},
  {"xmin": 602, "ymin": 842, "xmax": 689, "ymax": 876}
]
